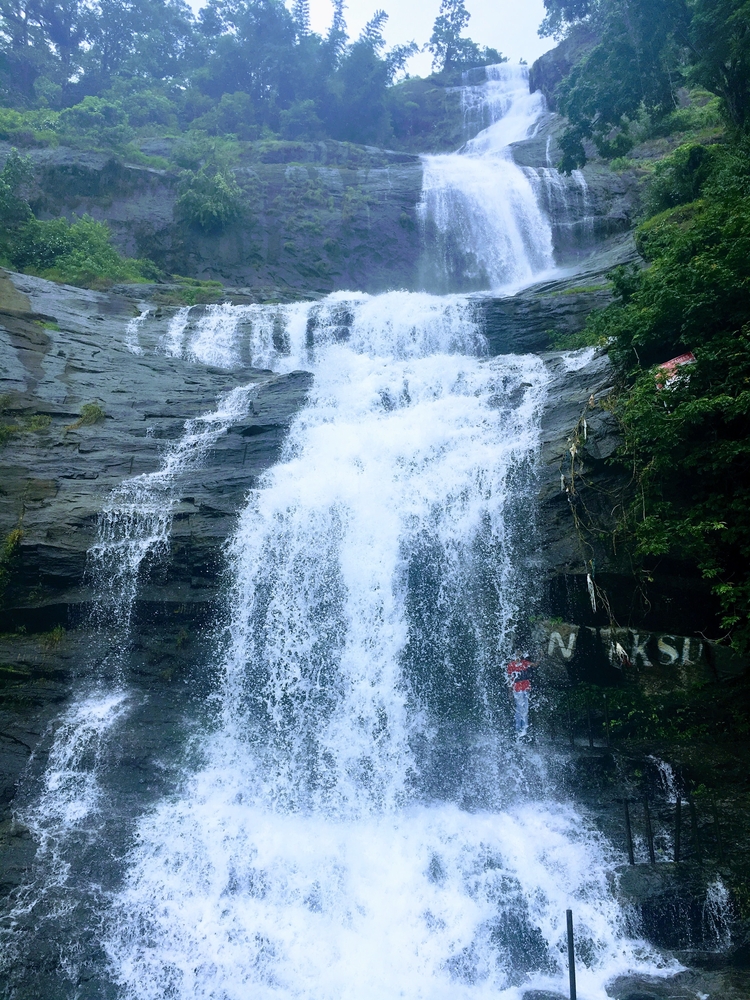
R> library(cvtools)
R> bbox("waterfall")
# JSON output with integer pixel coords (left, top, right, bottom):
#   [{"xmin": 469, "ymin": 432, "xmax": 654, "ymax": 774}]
[
  {"xmin": 419, "ymin": 65, "xmax": 556, "ymax": 293},
  {"xmin": 0, "ymin": 384, "xmax": 258, "ymax": 986},
  {"xmin": 3, "ymin": 68, "xmax": 680, "ymax": 1000},
  {"xmin": 124, "ymin": 307, "xmax": 149, "ymax": 355},
  {"xmin": 100, "ymin": 295, "xmax": 673, "ymax": 1000}
]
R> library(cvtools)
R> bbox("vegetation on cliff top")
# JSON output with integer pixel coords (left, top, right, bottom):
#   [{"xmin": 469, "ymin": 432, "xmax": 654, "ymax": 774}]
[
  {"xmin": 540, "ymin": 0, "xmax": 750, "ymax": 172},
  {"xmin": 0, "ymin": 0, "xmax": 499, "ymax": 151},
  {"xmin": 0, "ymin": 0, "xmax": 505, "ymax": 286},
  {"xmin": 0, "ymin": 149, "xmax": 154, "ymax": 287}
]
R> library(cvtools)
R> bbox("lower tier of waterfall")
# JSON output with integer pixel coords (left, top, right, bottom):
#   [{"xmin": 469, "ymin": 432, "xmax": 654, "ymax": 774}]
[{"xmin": 0, "ymin": 292, "xmax": 681, "ymax": 1000}]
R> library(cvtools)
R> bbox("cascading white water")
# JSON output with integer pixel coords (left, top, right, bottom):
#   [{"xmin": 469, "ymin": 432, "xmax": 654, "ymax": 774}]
[
  {"xmin": 124, "ymin": 307, "xmax": 149, "ymax": 355},
  {"xmin": 103, "ymin": 294, "xmax": 674, "ymax": 1000},
  {"xmin": 89, "ymin": 383, "xmax": 256, "ymax": 636},
  {"xmin": 419, "ymin": 65, "xmax": 556, "ymax": 293},
  {"xmin": 5, "ymin": 69, "xmax": 682, "ymax": 1000},
  {"xmin": 0, "ymin": 384, "xmax": 259, "ymax": 978}
]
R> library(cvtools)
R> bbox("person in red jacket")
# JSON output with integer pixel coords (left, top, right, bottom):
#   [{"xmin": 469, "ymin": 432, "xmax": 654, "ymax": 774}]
[{"xmin": 507, "ymin": 652, "xmax": 537, "ymax": 738}]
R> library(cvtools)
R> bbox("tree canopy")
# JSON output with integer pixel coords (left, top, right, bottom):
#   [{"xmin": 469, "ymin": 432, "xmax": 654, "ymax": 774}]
[
  {"xmin": 540, "ymin": 0, "xmax": 750, "ymax": 170},
  {"xmin": 0, "ymin": 0, "xmax": 500, "ymax": 146}
]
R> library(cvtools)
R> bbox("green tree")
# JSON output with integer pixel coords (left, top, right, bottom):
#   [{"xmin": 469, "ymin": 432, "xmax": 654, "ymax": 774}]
[
  {"xmin": 428, "ymin": 0, "xmax": 474, "ymax": 72},
  {"xmin": 584, "ymin": 143, "xmax": 750, "ymax": 647},
  {"xmin": 0, "ymin": 148, "xmax": 33, "ymax": 245},
  {"xmin": 539, "ymin": 0, "xmax": 595, "ymax": 39},
  {"xmin": 175, "ymin": 166, "xmax": 242, "ymax": 231},
  {"xmin": 690, "ymin": 0, "xmax": 750, "ymax": 129},
  {"xmin": 554, "ymin": 0, "xmax": 691, "ymax": 170}
]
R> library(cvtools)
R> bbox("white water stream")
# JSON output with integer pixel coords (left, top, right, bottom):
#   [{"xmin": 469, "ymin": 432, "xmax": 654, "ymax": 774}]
[
  {"xmin": 419, "ymin": 65, "xmax": 555, "ymax": 292},
  {"xmin": 4, "ymin": 67, "xmax": 680, "ymax": 1000},
  {"xmin": 103, "ymin": 292, "xmax": 672, "ymax": 999}
]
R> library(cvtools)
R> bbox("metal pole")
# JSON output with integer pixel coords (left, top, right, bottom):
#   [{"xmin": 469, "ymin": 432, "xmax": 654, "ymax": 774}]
[
  {"xmin": 586, "ymin": 697, "xmax": 593, "ymax": 748},
  {"xmin": 566, "ymin": 908, "xmax": 577, "ymax": 1000},
  {"xmin": 624, "ymin": 799, "xmax": 635, "ymax": 865},
  {"xmin": 674, "ymin": 796, "xmax": 681, "ymax": 863},
  {"xmin": 603, "ymin": 692, "xmax": 611, "ymax": 747},
  {"xmin": 567, "ymin": 691, "xmax": 574, "ymax": 747},
  {"xmin": 644, "ymin": 798, "xmax": 655, "ymax": 864}
]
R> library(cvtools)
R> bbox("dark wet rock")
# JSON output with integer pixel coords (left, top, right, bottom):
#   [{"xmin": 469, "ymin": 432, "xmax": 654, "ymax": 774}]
[
  {"xmin": 0, "ymin": 140, "xmax": 424, "ymax": 297},
  {"xmin": 529, "ymin": 26, "xmax": 600, "ymax": 112},
  {"xmin": 1, "ymin": 121, "xmax": 641, "ymax": 295},
  {"xmin": 521, "ymin": 992, "xmax": 566, "ymax": 999},
  {"xmin": 521, "ymin": 992, "xmax": 567, "ymax": 999},
  {"xmin": 477, "ymin": 232, "xmax": 638, "ymax": 355},
  {"xmin": 536, "ymin": 345, "xmax": 720, "ymax": 635},
  {"xmin": 509, "ymin": 117, "xmax": 642, "ymax": 259},
  {"xmin": 0, "ymin": 269, "xmax": 312, "ymax": 885},
  {"xmin": 0, "ymin": 269, "xmax": 311, "ymax": 616},
  {"xmin": 608, "ymin": 969, "xmax": 750, "ymax": 1000}
]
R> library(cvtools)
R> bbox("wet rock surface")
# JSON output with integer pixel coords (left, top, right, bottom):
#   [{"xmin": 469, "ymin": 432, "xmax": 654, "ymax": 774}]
[
  {"xmin": 0, "ymin": 269, "xmax": 312, "ymax": 907},
  {"xmin": 536, "ymin": 341, "xmax": 721, "ymax": 636},
  {"xmin": 0, "ymin": 139, "xmax": 424, "ymax": 296},
  {"xmin": 0, "ymin": 269, "xmax": 312, "ymax": 614},
  {"xmin": 0, "ymin": 151, "xmax": 745, "ymax": 993},
  {"xmin": 0, "ymin": 112, "xmax": 641, "ymax": 297},
  {"xmin": 478, "ymin": 231, "xmax": 638, "ymax": 355}
]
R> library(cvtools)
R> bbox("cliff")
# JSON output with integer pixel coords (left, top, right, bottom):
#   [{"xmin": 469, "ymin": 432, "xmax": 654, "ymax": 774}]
[{"xmin": 0, "ymin": 109, "xmax": 641, "ymax": 298}]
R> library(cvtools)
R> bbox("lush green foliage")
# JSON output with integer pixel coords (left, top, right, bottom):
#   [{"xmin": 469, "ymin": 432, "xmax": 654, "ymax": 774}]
[
  {"xmin": 427, "ymin": 0, "xmax": 502, "ymax": 73},
  {"xmin": 0, "ymin": 149, "xmax": 154, "ymax": 286},
  {"xmin": 584, "ymin": 140, "xmax": 750, "ymax": 647},
  {"xmin": 0, "ymin": 0, "xmax": 502, "ymax": 152},
  {"xmin": 175, "ymin": 166, "xmax": 242, "ymax": 231},
  {"xmin": 542, "ymin": 0, "xmax": 750, "ymax": 170}
]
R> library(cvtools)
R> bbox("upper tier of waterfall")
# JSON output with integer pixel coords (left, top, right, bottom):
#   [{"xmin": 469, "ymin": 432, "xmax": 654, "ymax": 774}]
[{"xmin": 418, "ymin": 65, "xmax": 556, "ymax": 295}]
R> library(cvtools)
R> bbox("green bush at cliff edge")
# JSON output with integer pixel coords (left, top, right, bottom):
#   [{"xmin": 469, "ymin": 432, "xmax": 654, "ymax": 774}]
[{"xmin": 0, "ymin": 149, "xmax": 156, "ymax": 288}]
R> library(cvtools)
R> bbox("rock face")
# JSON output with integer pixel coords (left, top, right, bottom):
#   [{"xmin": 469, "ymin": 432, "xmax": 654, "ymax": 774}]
[
  {"xmin": 3, "ymin": 139, "xmax": 424, "ymax": 297},
  {"xmin": 537, "ymin": 345, "xmax": 720, "ymax": 637},
  {"xmin": 0, "ymin": 269, "xmax": 314, "ymax": 876},
  {"xmin": 0, "ymin": 270, "xmax": 312, "ymax": 619},
  {"xmin": 509, "ymin": 119, "xmax": 641, "ymax": 255},
  {"xmin": 479, "ymin": 231, "xmax": 639, "ymax": 354},
  {"xmin": 1, "ymin": 97, "xmax": 642, "ymax": 296},
  {"xmin": 528, "ymin": 25, "xmax": 600, "ymax": 112}
]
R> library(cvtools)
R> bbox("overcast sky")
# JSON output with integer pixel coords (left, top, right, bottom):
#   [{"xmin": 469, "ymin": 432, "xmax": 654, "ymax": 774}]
[{"xmin": 190, "ymin": 1, "xmax": 556, "ymax": 78}]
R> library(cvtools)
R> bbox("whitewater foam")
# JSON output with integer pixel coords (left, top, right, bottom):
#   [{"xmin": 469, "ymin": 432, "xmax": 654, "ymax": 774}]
[{"xmin": 105, "ymin": 293, "xmax": 675, "ymax": 1000}]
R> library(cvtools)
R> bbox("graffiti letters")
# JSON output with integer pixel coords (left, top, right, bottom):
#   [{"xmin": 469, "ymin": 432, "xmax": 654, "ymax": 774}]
[{"xmin": 548, "ymin": 629, "xmax": 578, "ymax": 660}]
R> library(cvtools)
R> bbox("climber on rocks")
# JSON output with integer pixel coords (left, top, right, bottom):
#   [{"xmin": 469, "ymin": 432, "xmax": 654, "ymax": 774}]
[{"xmin": 507, "ymin": 652, "xmax": 538, "ymax": 739}]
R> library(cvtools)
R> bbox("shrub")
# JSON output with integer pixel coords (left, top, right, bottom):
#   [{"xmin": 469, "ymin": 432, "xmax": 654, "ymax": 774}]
[
  {"xmin": 66, "ymin": 402, "xmax": 105, "ymax": 431},
  {"xmin": 116, "ymin": 90, "xmax": 178, "ymax": 130},
  {"xmin": 12, "ymin": 215, "xmax": 153, "ymax": 288},
  {"xmin": 79, "ymin": 403, "xmax": 105, "ymax": 425},
  {"xmin": 0, "ymin": 107, "xmax": 60, "ymax": 146},
  {"xmin": 0, "ymin": 148, "xmax": 33, "ymax": 232},
  {"xmin": 192, "ymin": 92, "xmax": 257, "ymax": 140},
  {"xmin": 175, "ymin": 168, "xmax": 242, "ymax": 231},
  {"xmin": 279, "ymin": 100, "xmax": 324, "ymax": 140},
  {"xmin": 0, "ymin": 527, "xmax": 23, "ymax": 601},
  {"xmin": 586, "ymin": 170, "xmax": 750, "ymax": 648},
  {"xmin": 645, "ymin": 143, "xmax": 719, "ymax": 216},
  {"xmin": 58, "ymin": 97, "xmax": 132, "ymax": 148}
]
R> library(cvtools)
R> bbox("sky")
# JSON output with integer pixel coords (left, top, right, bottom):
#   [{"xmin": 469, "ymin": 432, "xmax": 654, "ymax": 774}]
[
  {"xmin": 305, "ymin": 0, "xmax": 556, "ymax": 76},
  {"xmin": 189, "ymin": 0, "xmax": 556, "ymax": 79}
]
